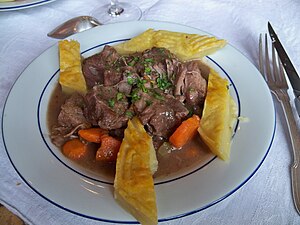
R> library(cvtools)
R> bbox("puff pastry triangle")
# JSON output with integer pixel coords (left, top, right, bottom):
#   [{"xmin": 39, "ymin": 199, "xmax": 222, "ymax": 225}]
[
  {"xmin": 198, "ymin": 69, "xmax": 237, "ymax": 161},
  {"xmin": 114, "ymin": 117, "xmax": 158, "ymax": 225}
]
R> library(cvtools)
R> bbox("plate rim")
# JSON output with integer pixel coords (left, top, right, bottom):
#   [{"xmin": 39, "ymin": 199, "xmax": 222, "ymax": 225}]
[{"xmin": 0, "ymin": 0, "xmax": 57, "ymax": 11}]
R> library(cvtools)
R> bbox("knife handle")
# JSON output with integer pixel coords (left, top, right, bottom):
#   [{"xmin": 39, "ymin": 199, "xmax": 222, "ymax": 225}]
[{"xmin": 280, "ymin": 97, "xmax": 300, "ymax": 214}]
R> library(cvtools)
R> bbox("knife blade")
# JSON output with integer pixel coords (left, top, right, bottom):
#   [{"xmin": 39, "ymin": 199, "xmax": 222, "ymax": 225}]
[{"xmin": 268, "ymin": 22, "xmax": 300, "ymax": 116}]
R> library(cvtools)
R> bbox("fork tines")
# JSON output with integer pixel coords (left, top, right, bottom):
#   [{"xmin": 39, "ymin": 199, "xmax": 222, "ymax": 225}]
[{"xmin": 259, "ymin": 33, "xmax": 287, "ymax": 88}]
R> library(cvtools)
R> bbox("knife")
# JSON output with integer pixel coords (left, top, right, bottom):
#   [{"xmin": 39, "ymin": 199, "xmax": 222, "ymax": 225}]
[{"xmin": 268, "ymin": 22, "xmax": 300, "ymax": 116}]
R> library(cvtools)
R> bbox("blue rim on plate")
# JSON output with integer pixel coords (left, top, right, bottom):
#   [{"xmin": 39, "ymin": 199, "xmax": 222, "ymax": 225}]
[{"xmin": 0, "ymin": 0, "xmax": 56, "ymax": 11}]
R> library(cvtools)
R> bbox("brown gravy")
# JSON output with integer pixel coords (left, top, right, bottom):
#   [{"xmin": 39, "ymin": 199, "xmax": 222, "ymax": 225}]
[{"xmin": 47, "ymin": 84, "xmax": 213, "ymax": 180}]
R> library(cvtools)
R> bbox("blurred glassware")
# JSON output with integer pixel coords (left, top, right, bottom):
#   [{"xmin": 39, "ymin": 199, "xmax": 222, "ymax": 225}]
[{"xmin": 91, "ymin": 0, "xmax": 142, "ymax": 24}]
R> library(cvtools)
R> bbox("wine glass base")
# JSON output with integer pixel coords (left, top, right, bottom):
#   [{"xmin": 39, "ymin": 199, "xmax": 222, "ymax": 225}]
[{"xmin": 91, "ymin": 2, "xmax": 142, "ymax": 24}]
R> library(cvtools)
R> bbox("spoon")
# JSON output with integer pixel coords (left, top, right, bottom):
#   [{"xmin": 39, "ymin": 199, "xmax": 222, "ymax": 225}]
[{"xmin": 47, "ymin": 16, "xmax": 102, "ymax": 39}]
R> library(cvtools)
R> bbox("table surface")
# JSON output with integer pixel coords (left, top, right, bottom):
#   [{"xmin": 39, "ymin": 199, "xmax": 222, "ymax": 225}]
[{"xmin": 1, "ymin": 0, "xmax": 300, "ymax": 224}]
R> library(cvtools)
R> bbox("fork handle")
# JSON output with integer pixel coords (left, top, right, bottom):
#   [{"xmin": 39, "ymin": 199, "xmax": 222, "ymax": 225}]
[{"xmin": 279, "ymin": 95, "xmax": 300, "ymax": 214}]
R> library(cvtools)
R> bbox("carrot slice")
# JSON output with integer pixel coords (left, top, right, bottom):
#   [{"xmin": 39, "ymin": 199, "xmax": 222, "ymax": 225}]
[
  {"xmin": 78, "ymin": 128, "xmax": 107, "ymax": 143},
  {"xmin": 169, "ymin": 115, "xmax": 200, "ymax": 148},
  {"xmin": 62, "ymin": 138, "xmax": 87, "ymax": 160},
  {"xmin": 96, "ymin": 135, "xmax": 122, "ymax": 162}
]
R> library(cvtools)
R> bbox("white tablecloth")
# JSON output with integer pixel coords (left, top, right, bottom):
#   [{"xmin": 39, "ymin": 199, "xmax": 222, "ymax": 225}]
[{"xmin": 1, "ymin": 0, "xmax": 300, "ymax": 224}]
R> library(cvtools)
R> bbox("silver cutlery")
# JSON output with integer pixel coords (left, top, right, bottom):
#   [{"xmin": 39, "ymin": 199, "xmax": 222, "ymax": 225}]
[
  {"xmin": 259, "ymin": 33, "xmax": 300, "ymax": 215},
  {"xmin": 268, "ymin": 22, "xmax": 300, "ymax": 117},
  {"xmin": 47, "ymin": 16, "xmax": 102, "ymax": 39}
]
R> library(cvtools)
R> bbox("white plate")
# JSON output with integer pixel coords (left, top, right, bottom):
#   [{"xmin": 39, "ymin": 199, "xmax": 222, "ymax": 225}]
[
  {"xmin": 0, "ymin": 0, "xmax": 56, "ymax": 11},
  {"xmin": 2, "ymin": 21, "xmax": 275, "ymax": 223}
]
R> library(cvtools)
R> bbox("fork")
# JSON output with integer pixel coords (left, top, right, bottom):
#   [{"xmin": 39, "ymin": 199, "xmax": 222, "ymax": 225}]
[{"xmin": 259, "ymin": 33, "xmax": 300, "ymax": 215}]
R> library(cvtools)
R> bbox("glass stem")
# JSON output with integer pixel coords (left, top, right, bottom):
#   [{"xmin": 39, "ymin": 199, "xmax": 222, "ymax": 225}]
[{"xmin": 108, "ymin": 0, "xmax": 124, "ymax": 17}]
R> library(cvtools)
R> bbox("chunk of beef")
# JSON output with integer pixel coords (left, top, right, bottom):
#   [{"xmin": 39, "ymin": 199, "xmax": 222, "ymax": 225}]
[
  {"xmin": 174, "ymin": 60, "xmax": 207, "ymax": 109},
  {"xmin": 114, "ymin": 67, "xmax": 140, "ymax": 96},
  {"xmin": 57, "ymin": 93, "xmax": 90, "ymax": 128},
  {"xmin": 51, "ymin": 93, "xmax": 91, "ymax": 147},
  {"xmin": 50, "ymin": 126, "xmax": 73, "ymax": 147},
  {"xmin": 138, "ymin": 47, "xmax": 180, "ymax": 81},
  {"xmin": 115, "ymin": 79, "xmax": 132, "ymax": 96},
  {"xmin": 184, "ymin": 61, "xmax": 207, "ymax": 106},
  {"xmin": 138, "ymin": 93, "xmax": 189, "ymax": 139},
  {"xmin": 121, "ymin": 53, "xmax": 144, "ymax": 71},
  {"xmin": 133, "ymin": 90, "xmax": 158, "ymax": 114},
  {"xmin": 82, "ymin": 45, "xmax": 120, "ymax": 88},
  {"xmin": 142, "ymin": 47, "xmax": 177, "ymax": 64},
  {"xmin": 84, "ymin": 85, "xmax": 130, "ymax": 130},
  {"xmin": 166, "ymin": 58, "xmax": 180, "ymax": 82},
  {"xmin": 196, "ymin": 60, "xmax": 210, "ymax": 80},
  {"xmin": 174, "ymin": 63, "xmax": 186, "ymax": 97},
  {"xmin": 103, "ymin": 69, "xmax": 123, "ymax": 86}
]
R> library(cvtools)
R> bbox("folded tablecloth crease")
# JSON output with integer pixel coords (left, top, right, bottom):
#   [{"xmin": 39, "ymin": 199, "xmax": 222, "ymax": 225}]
[{"xmin": 1, "ymin": 0, "xmax": 300, "ymax": 224}]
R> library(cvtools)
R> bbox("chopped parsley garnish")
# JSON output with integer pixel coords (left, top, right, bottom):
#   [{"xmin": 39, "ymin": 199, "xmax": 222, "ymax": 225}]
[
  {"xmin": 144, "ymin": 67, "xmax": 152, "ymax": 74},
  {"xmin": 152, "ymin": 91, "xmax": 164, "ymax": 100},
  {"xmin": 137, "ymin": 78, "xmax": 148, "ymax": 93},
  {"xmin": 128, "ymin": 62, "xmax": 134, "ymax": 67},
  {"xmin": 145, "ymin": 100, "xmax": 153, "ymax": 106},
  {"xmin": 131, "ymin": 89, "xmax": 141, "ymax": 102},
  {"xmin": 116, "ymin": 92, "xmax": 124, "ymax": 101},
  {"xmin": 108, "ymin": 99, "xmax": 115, "ymax": 108},
  {"xmin": 144, "ymin": 58, "xmax": 154, "ymax": 63},
  {"xmin": 125, "ymin": 71, "xmax": 132, "ymax": 77},
  {"xmin": 127, "ymin": 77, "xmax": 135, "ymax": 85},
  {"xmin": 128, "ymin": 56, "xmax": 140, "ymax": 66},
  {"xmin": 157, "ymin": 74, "xmax": 172, "ymax": 90},
  {"xmin": 125, "ymin": 110, "xmax": 134, "ymax": 117}
]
